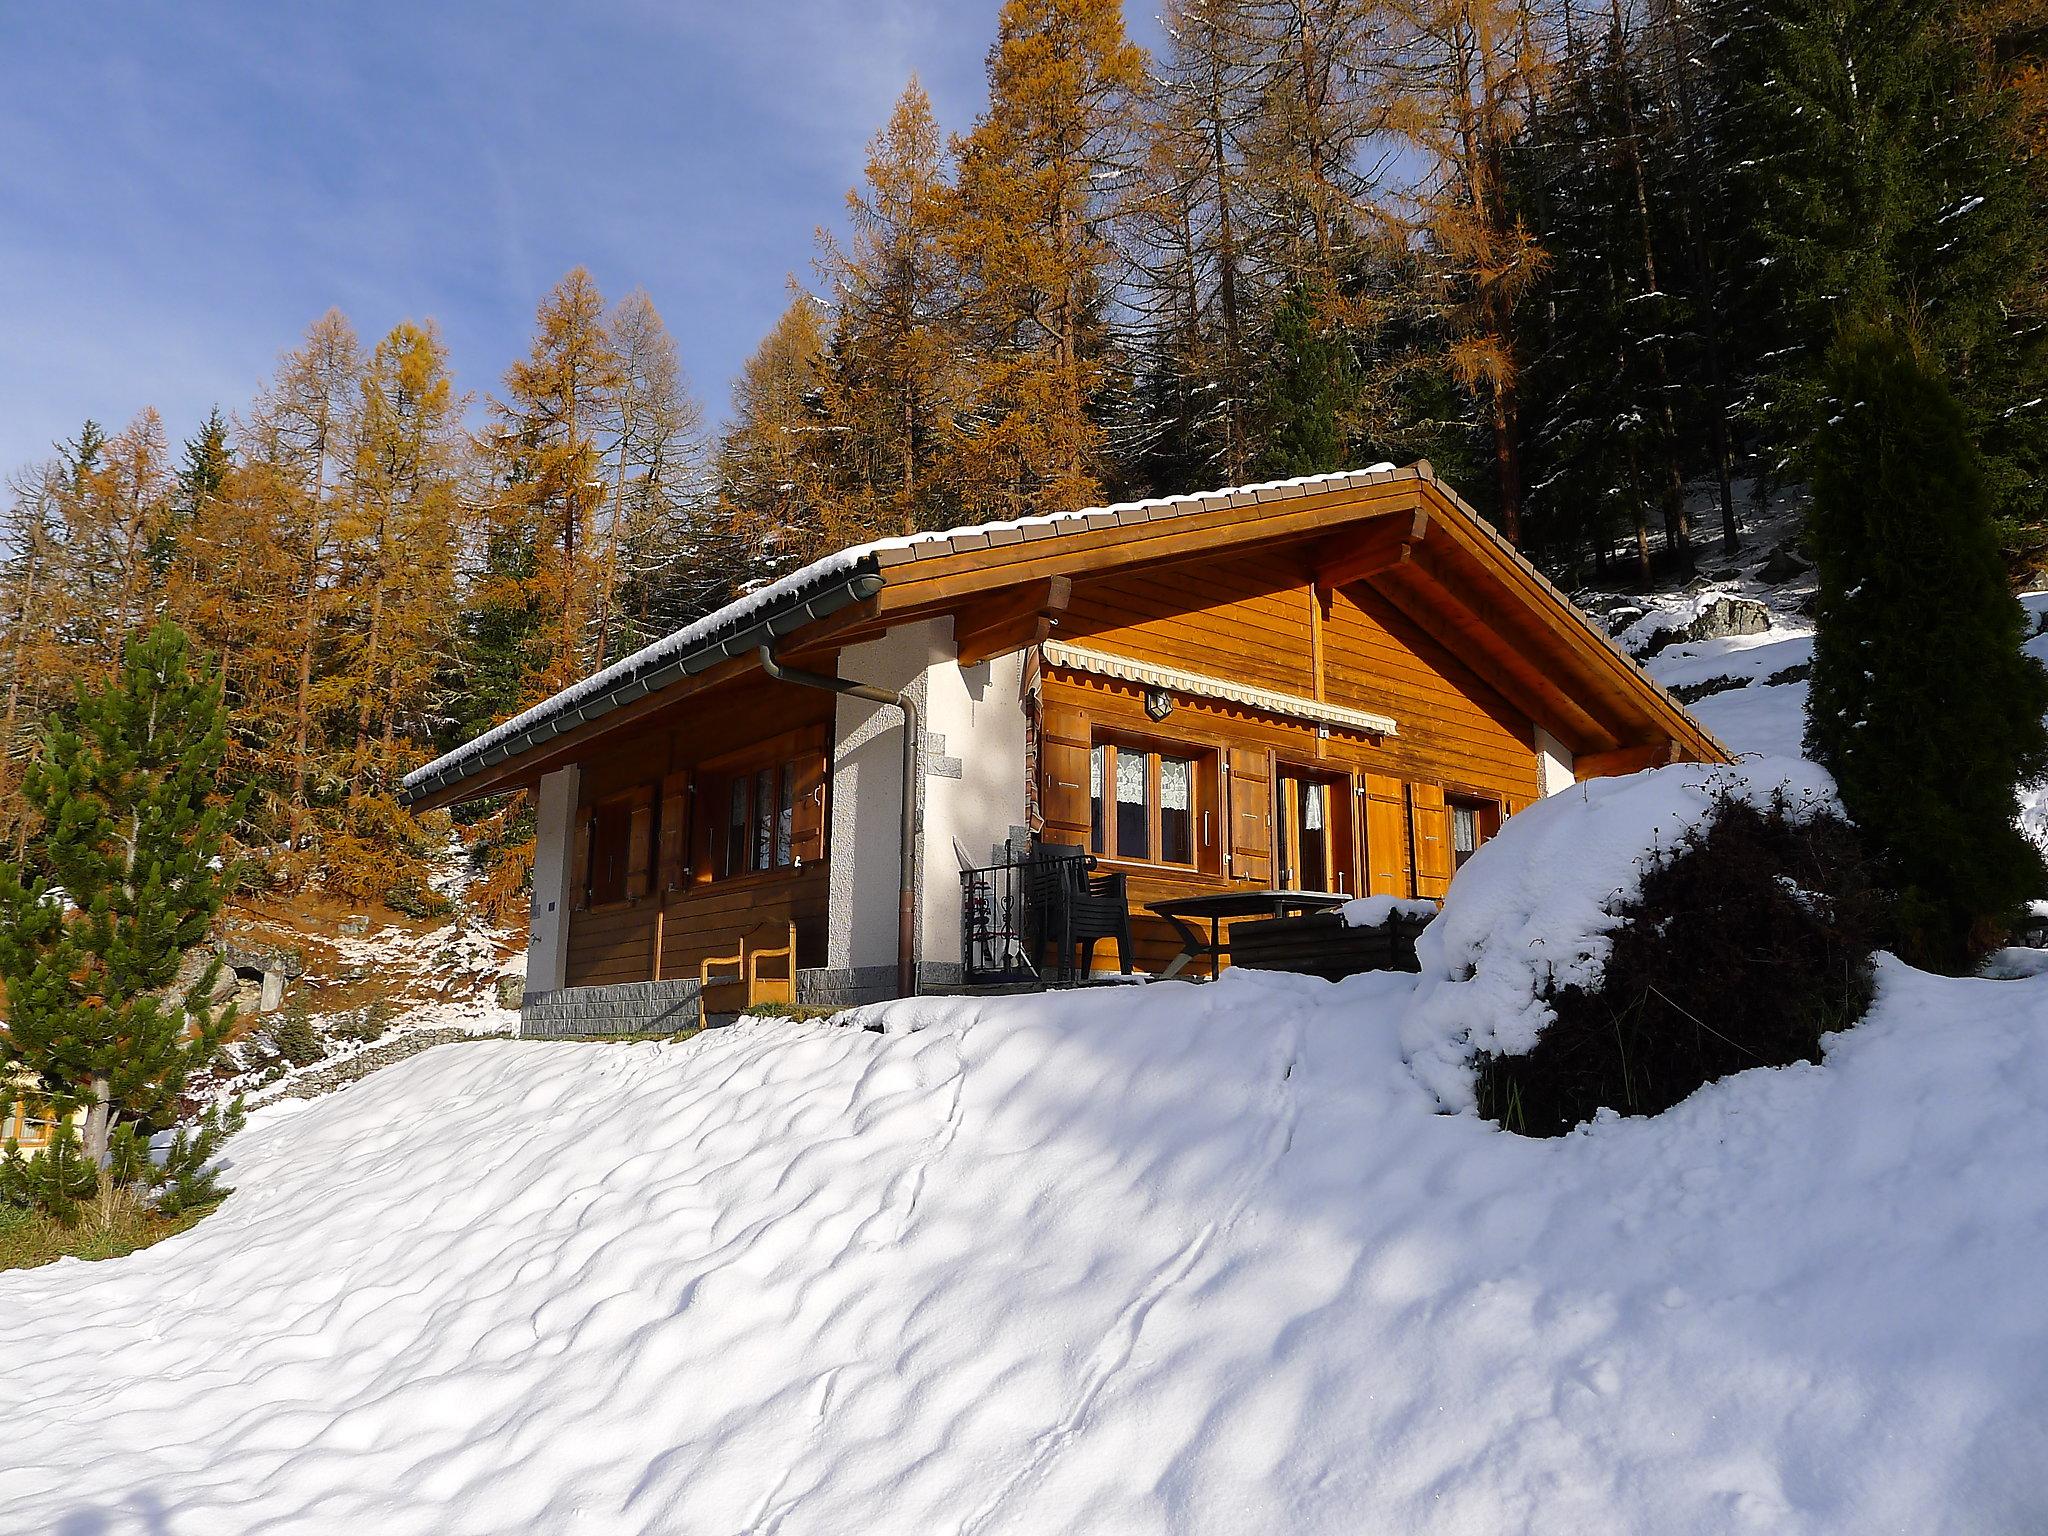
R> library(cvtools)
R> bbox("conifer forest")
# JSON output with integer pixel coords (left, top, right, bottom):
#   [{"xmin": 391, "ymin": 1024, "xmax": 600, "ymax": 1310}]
[{"xmin": 2, "ymin": 0, "xmax": 2041, "ymax": 915}]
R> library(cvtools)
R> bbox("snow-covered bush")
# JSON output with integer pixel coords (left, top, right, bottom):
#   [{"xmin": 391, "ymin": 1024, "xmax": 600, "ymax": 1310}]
[{"xmin": 1404, "ymin": 760, "xmax": 1880, "ymax": 1132}]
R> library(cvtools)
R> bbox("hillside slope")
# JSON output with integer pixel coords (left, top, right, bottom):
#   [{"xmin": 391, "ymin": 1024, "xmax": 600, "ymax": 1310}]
[{"xmin": 5, "ymin": 961, "xmax": 2046, "ymax": 1534}]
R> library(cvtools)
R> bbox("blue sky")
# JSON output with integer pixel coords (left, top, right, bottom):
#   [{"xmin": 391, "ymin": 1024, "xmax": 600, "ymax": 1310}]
[{"xmin": 0, "ymin": 2, "xmax": 1159, "ymax": 474}]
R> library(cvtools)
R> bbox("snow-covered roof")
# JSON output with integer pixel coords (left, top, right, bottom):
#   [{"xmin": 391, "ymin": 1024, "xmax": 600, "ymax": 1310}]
[{"xmin": 401, "ymin": 464, "xmax": 1402, "ymax": 803}]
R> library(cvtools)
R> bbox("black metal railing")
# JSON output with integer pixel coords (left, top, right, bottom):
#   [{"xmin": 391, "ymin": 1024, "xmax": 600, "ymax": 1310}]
[
  {"xmin": 960, "ymin": 841, "xmax": 1135, "ymax": 988},
  {"xmin": 961, "ymin": 851, "xmax": 1040, "ymax": 987}
]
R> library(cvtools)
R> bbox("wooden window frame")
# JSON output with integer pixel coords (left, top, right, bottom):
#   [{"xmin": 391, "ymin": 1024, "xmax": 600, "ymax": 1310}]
[
  {"xmin": 1088, "ymin": 732, "xmax": 1214, "ymax": 873},
  {"xmin": 584, "ymin": 786, "xmax": 655, "ymax": 911},
  {"xmin": 1447, "ymin": 792, "xmax": 1503, "ymax": 871},
  {"xmin": 1273, "ymin": 763, "xmax": 1358, "ymax": 895},
  {"xmin": 698, "ymin": 738, "xmax": 828, "ymax": 886}
]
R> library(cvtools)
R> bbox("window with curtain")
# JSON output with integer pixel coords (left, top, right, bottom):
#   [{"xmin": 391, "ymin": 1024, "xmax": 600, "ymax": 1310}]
[
  {"xmin": 1088, "ymin": 737, "xmax": 1202, "ymax": 867},
  {"xmin": 1449, "ymin": 796, "xmax": 1499, "ymax": 870},
  {"xmin": 711, "ymin": 752, "xmax": 817, "ymax": 880}
]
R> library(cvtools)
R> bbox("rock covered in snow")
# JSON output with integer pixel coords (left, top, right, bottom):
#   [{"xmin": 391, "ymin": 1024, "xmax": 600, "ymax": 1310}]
[
  {"xmin": 1757, "ymin": 543, "xmax": 1812, "ymax": 584},
  {"xmin": 1685, "ymin": 593, "xmax": 1771, "ymax": 641},
  {"xmin": 1401, "ymin": 757, "xmax": 1841, "ymax": 1111}
]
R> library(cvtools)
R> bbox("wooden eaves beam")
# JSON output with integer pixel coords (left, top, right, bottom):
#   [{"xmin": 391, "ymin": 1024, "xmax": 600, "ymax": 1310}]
[
  {"xmin": 1313, "ymin": 507, "xmax": 1429, "ymax": 600},
  {"xmin": 1413, "ymin": 477, "xmax": 1730, "ymax": 764},
  {"xmin": 954, "ymin": 575, "xmax": 1073, "ymax": 667},
  {"xmin": 866, "ymin": 481, "xmax": 1420, "ymax": 615},
  {"xmin": 1576, "ymin": 738, "xmax": 1685, "ymax": 778},
  {"xmin": 403, "ymin": 650, "xmax": 766, "ymax": 810}
]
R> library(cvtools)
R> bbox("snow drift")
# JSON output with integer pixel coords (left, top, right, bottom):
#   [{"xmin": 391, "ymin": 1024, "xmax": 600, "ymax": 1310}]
[
  {"xmin": 5, "ymin": 953, "xmax": 2047, "ymax": 1533},
  {"xmin": 1401, "ymin": 756, "xmax": 1842, "ymax": 1110}
]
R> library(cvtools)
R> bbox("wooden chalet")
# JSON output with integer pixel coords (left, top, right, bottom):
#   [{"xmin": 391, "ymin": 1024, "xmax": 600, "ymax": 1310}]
[{"xmin": 400, "ymin": 464, "xmax": 1728, "ymax": 1032}]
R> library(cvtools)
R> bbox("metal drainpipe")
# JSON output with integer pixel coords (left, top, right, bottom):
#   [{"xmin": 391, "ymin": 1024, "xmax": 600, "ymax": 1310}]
[{"xmin": 756, "ymin": 646, "xmax": 920, "ymax": 999}]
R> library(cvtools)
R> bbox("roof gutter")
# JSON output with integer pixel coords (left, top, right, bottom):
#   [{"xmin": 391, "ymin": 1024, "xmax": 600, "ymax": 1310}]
[{"xmin": 399, "ymin": 565, "xmax": 887, "ymax": 807}]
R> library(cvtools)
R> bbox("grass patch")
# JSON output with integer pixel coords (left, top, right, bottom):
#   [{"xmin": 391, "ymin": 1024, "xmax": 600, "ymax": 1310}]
[
  {"xmin": 0, "ymin": 1195, "xmax": 219, "ymax": 1273},
  {"xmin": 740, "ymin": 1004, "xmax": 847, "ymax": 1023}
]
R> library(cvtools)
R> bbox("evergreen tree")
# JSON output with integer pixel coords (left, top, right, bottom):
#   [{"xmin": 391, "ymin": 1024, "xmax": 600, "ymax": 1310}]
[
  {"xmin": 1252, "ymin": 283, "xmax": 1361, "ymax": 476},
  {"xmin": 1706, "ymin": 0, "xmax": 2048, "ymax": 546},
  {"xmin": 1803, "ymin": 321, "xmax": 2048, "ymax": 969},
  {"xmin": 0, "ymin": 620, "xmax": 241, "ymax": 1169}
]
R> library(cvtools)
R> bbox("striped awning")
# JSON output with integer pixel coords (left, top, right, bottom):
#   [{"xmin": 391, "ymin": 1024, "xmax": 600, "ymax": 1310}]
[{"xmin": 1040, "ymin": 640, "xmax": 1398, "ymax": 738}]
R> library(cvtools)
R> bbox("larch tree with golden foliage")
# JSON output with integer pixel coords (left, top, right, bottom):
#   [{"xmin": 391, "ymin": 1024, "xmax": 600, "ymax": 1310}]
[
  {"xmin": 0, "ymin": 458, "xmax": 71, "ymax": 853},
  {"xmin": 1389, "ymin": 0, "xmax": 1550, "ymax": 542},
  {"xmin": 321, "ymin": 321, "xmax": 465, "ymax": 903},
  {"xmin": 941, "ymin": 0, "xmax": 1148, "ymax": 521},
  {"xmin": 716, "ymin": 293, "xmax": 834, "ymax": 578},
  {"xmin": 480, "ymin": 269, "xmax": 624, "ymax": 704},
  {"xmin": 817, "ymin": 77, "xmax": 962, "ymax": 540},
  {"xmin": 240, "ymin": 311, "xmax": 364, "ymax": 852},
  {"xmin": 596, "ymin": 288, "xmax": 710, "ymax": 662}
]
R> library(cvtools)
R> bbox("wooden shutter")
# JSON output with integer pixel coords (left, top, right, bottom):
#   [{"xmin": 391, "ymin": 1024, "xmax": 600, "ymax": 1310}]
[
  {"xmin": 624, "ymin": 786, "xmax": 656, "ymax": 901},
  {"xmin": 1409, "ymin": 781, "xmax": 1453, "ymax": 900},
  {"xmin": 1041, "ymin": 702, "xmax": 1091, "ymax": 841},
  {"xmin": 1225, "ymin": 746, "xmax": 1272, "ymax": 885},
  {"xmin": 790, "ymin": 751, "xmax": 828, "ymax": 865},
  {"xmin": 657, "ymin": 771, "xmax": 690, "ymax": 892},
  {"xmin": 570, "ymin": 808, "xmax": 593, "ymax": 910},
  {"xmin": 1363, "ymin": 774, "xmax": 1410, "ymax": 897}
]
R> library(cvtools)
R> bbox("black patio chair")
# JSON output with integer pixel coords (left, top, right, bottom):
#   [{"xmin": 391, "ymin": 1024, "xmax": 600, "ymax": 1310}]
[{"xmin": 1024, "ymin": 842, "xmax": 1133, "ymax": 985}]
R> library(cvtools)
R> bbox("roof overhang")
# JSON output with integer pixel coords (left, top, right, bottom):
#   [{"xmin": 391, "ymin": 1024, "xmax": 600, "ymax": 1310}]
[
  {"xmin": 401, "ymin": 463, "xmax": 1727, "ymax": 809},
  {"xmin": 399, "ymin": 566, "xmax": 884, "ymax": 809}
]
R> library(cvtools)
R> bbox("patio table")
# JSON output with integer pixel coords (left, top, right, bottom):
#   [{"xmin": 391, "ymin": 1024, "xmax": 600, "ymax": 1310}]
[{"xmin": 1145, "ymin": 889, "xmax": 1350, "ymax": 979}]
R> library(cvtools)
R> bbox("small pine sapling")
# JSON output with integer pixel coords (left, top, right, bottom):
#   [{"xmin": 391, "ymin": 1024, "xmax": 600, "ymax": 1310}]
[
  {"xmin": 109, "ymin": 1099, "xmax": 247, "ymax": 1217},
  {"xmin": 0, "ymin": 620, "xmax": 248, "ymax": 1220},
  {"xmin": 267, "ymin": 1000, "xmax": 325, "ymax": 1068},
  {"xmin": 1, "ymin": 1117, "xmax": 99, "ymax": 1225}
]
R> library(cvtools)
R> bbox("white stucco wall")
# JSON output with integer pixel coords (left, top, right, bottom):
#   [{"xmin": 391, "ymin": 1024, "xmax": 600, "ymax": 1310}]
[
  {"xmin": 527, "ymin": 764, "xmax": 582, "ymax": 995},
  {"xmin": 920, "ymin": 645, "xmax": 1031, "ymax": 969},
  {"xmin": 824, "ymin": 620, "xmax": 1031, "ymax": 985},
  {"xmin": 1535, "ymin": 727, "xmax": 1576, "ymax": 796},
  {"xmin": 827, "ymin": 623, "xmax": 938, "ymax": 976}
]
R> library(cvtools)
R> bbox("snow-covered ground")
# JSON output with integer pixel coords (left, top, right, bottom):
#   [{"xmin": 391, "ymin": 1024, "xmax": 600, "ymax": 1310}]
[
  {"xmin": 11, "ymin": 502, "xmax": 2048, "ymax": 1532},
  {"xmin": 1620, "ymin": 556, "xmax": 2048, "ymax": 841},
  {"xmin": 5, "ymin": 946, "xmax": 2047, "ymax": 1532}
]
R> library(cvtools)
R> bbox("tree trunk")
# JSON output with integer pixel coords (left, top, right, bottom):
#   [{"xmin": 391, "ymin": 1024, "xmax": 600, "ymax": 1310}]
[
  {"xmin": 1492, "ymin": 382, "xmax": 1524, "ymax": 544},
  {"xmin": 290, "ymin": 394, "xmax": 334, "ymax": 831},
  {"xmin": 1208, "ymin": 45, "xmax": 1247, "ymax": 481},
  {"xmin": 1610, "ymin": 0, "xmax": 1691, "ymax": 575},
  {"xmin": 84, "ymin": 1075, "xmax": 112, "ymax": 1167}
]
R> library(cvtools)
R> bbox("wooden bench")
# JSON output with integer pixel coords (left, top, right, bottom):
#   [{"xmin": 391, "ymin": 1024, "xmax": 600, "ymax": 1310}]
[
  {"xmin": 1226, "ymin": 908, "xmax": 1433, "ymax": 980},
  {"xmin": 699, "ymin": 919, "xmax": 798, "ymax": 1015}
]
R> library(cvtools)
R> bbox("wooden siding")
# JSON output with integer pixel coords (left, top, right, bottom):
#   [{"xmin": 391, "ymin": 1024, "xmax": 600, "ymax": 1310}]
[
  {"xmin": 562, "ymin": 678, "xmax": 835, "ymax": 991},
  {"xmin": 1039, "ymin": 547, "xmax": 1542, "ymax": 974}
]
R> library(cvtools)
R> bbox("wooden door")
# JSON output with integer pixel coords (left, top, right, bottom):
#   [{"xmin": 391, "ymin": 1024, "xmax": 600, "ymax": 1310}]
[
  {"xmin": 1041, "ymin": 702, "xmax": 1092, "ymax": 846},
  {"xmin": 657, "ymin": 771, "xmax": 691, "ymax": 894},
  {"xmin": 1275, "ymin": 768, "xmax": 1351, "ymax": 893}
]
